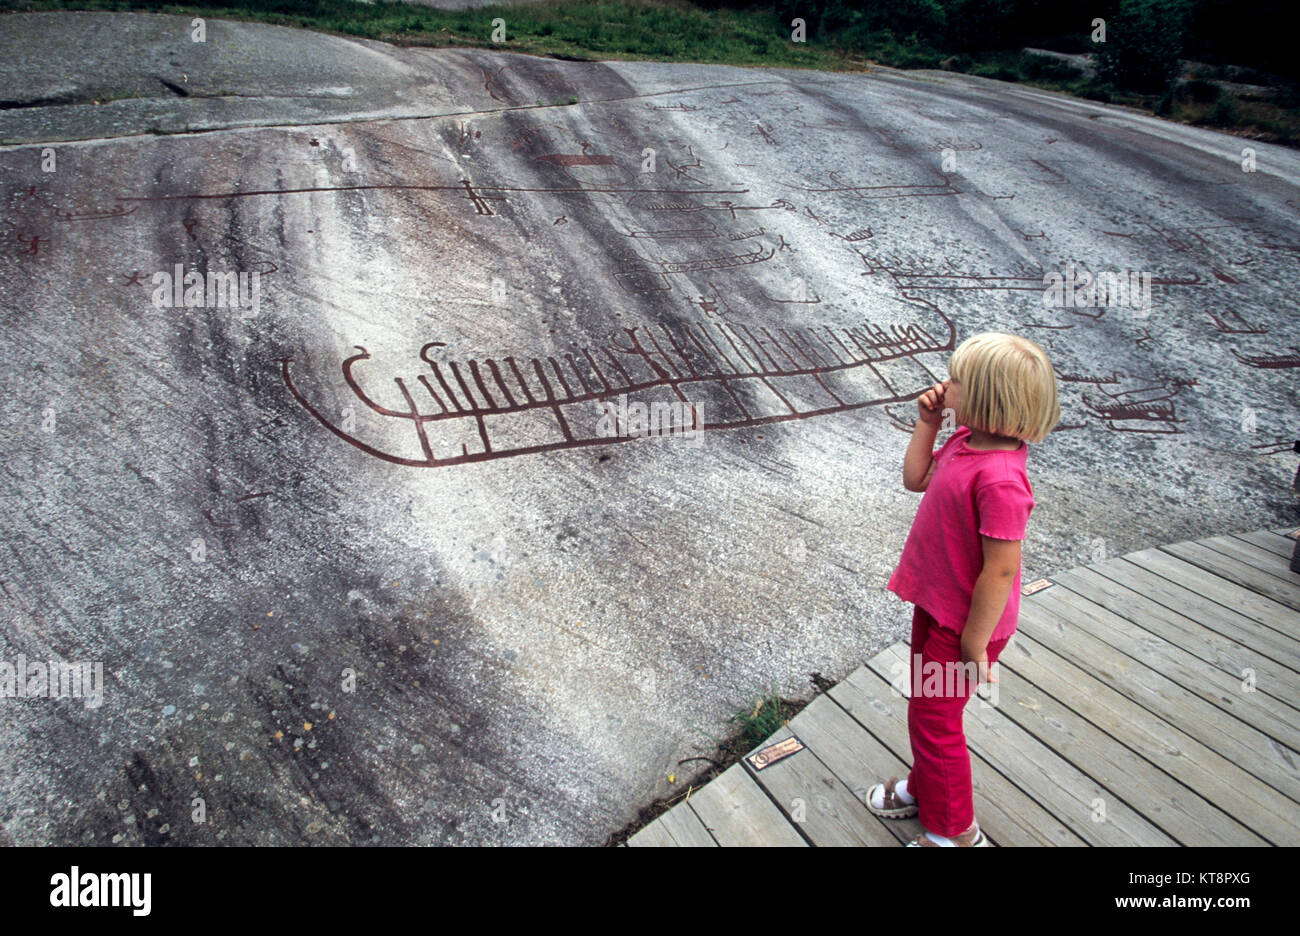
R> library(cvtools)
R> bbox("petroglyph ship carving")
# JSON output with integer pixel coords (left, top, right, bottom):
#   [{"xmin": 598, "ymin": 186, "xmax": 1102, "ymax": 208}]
[
  {"xmin": 1080, "ymin": 381, "xmax": 1192, "ymax": 434},
  {"xmin": 1208, "ymin": 309, "xmax": 1268, "ymax": 335},
  {"xmin": 1230, "ymin": 346, "xmax": 1300, "ymax": 369},
  {"xmin": 281, "ymin": 314, "xmax": 954, "ymax": 467}
]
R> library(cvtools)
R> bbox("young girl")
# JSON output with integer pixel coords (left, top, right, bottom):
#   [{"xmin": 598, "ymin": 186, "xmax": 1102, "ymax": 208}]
[{"xmin": 866, "ymin": 332, "xmax": 1060, "ymax": 847}]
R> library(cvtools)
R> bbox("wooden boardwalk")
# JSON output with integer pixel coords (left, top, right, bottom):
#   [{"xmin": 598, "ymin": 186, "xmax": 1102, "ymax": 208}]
[{"xmin": 628, "ymin": 527, "xmax": 1300, "ymax": 847}]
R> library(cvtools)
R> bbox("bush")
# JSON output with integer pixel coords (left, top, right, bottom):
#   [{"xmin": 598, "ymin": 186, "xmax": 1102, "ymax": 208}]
[
  {"xmin": 1081, "ymin": 82, "xmax": 1116, "ymax": 102},
  {"xmin": 1206, "ymin": 92, "xmax": 1239, "ymax": 125},
  {"xmin": 773, "ymin": 0, "xmax": 851, "ymax": 38},
  {"xmin": 972, "ymin": 61, "xmax": 1020, "ymax": 81},
  {"xmin": 1094, "ymin": 0, "xmax": 1193, "ymax": 93},
  {"xmin": 1180, "ymin": 77, "xmax": 1220, "ymax": 104},
  {"xmin": 1021, "ymin": 51, "xmax": 1086, "ymax": 81},
  {"xmin": 946, "ymin": 0, "xmax": 1017, "ymax": 51},
  {"xmin": 774, "ymin": 0, "xmax": 946, "ymax": 42}
]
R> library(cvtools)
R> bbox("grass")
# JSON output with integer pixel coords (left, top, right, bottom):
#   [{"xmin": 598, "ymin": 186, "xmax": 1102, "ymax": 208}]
[
  {"xmin": 1164, "ymin": 79, "xmax": 1300, "ymax": 142},
  {"xmin": 731, "ymin": 688, "xmax": 798, "ymax": 749},
  {"xmin": 0, "ymin": 0, "xmax": 860, "ymax": 71},
  {"xmin": 4, "ymin": 1, "xmax": 1298, "ymax": 145}
]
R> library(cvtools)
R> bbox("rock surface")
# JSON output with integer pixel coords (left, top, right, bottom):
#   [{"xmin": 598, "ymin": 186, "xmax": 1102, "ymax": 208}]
[{"xmin": 1, "ymin": 12, "xmax": 1297, "ymax": 845}]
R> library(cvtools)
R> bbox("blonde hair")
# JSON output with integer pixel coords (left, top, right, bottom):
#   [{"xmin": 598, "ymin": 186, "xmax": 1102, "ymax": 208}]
[{"xmin": 948, "ymin": 333, "xmax": 1060, "ymax": 443}]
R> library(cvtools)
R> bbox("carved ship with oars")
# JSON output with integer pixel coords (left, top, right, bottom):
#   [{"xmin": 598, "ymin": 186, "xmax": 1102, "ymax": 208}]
[
  {"xmin": 281, "ymin": 314, "xmax": 954, "ymax": 467},
  {"xmin": 1230, "ymin": 347, "xmax": 1300, "ymax": 370}
]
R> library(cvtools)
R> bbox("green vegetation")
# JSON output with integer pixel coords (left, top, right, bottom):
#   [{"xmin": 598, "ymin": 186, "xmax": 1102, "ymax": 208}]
[
  {"xmin": 729, "ymin": 691, "xmax": 798, "ymax": 750},
  {"xmin": 1165, "ymin": 73, "xmax": 1300, "ymax": 141},
  {"xmin": 770, "ymin": 0, "xmax": 1298, "ymax": 143},
  {"xmin": 3, "ymin": 0, "xmax": 1296, "ymax": 145},
  {"xmin": 1094, "ymin": 0, "xmax": 1192, "ymax": 93},
  {"xmin": 0, "ymin": 0, "xmax": 857, "ymax": 70}
]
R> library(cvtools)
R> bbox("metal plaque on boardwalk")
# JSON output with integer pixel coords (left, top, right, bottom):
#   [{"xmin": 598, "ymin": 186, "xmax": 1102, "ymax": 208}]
[
  {"xmin": 746, "ymin": 736, "xmax": 804, "ymax": 771},
  {"xmin": 1022, "ymin": 578, "xmax": 1054, "ymax": 596}
]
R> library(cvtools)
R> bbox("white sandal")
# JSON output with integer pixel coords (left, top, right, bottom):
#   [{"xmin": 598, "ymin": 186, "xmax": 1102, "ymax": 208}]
[
  {"xmin": 865, "ymin": 777, "xmax": 918, "ymax": 819},
  {"xmin": 906, "ymin": 822, "xmax": 988, "ymax": 846}
]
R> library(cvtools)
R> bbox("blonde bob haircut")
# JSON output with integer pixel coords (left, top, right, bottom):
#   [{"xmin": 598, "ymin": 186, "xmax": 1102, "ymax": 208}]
[{"xmin": 947, "ymin": 333, "xmax": 1061, "ymax": 443}]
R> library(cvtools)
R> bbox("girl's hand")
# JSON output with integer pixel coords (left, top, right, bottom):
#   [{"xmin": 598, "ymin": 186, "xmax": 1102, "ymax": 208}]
[
  {"xmin": 961, "ymin": 638, "xmax": 997, "ymax": 689},
  {"xmin": 917, "ymin": 379, "xmax": 950, "ymax": 426}
]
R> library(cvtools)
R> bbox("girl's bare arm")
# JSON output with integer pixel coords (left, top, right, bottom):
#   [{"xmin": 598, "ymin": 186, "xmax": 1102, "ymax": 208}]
[
  {"xmin": 961, "ymin": 536, "xmax": 1021, "ymax": 658},
  {"xmin": 903, "ymin": 381, "xmax": 947, "ymax": 491},
  {"xmin": 903, "ymin": 421, "xmax": 939, "ymax": 491}
]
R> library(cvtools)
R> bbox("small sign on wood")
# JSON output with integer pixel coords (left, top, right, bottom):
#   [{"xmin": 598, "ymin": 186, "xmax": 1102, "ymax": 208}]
[
  {"xmin": 1022, "ymin": 578, "xmax": 1054, "ymax": 596},
  {"xmin": 745, "ymin": 736, "xmax": 804, "ymax": 771}
]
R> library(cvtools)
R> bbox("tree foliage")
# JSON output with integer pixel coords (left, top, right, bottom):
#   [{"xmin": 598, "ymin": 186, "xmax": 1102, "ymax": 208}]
[{"xmin": 1094, "ymin": 0, "xmax": 1194, "ymax": 92}]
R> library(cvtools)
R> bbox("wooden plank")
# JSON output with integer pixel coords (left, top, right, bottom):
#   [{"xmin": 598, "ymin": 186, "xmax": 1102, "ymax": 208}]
[
  {"xmin": 685, "ymin": 764, "xmax": 807, "ymax": 847},
  {"xmin": 783, "ymin": 693, "xmax": 921, "ymax": 846},
  {"xmin": 626, "ymin": 816, "xmax": 679, "ymax": 847},
  {"xmin": 1089, "ymin": 556, "xmax": 1300, "ymax": 668},
  {"xmin": 859, "ymin": 648, "xmax": 1088, "ymax": 847},
  {"xmin": 873, "ymin": 644, "xmax": 1180, "ymax": 847},
  {"xmin": 1031, "ymin": 583, "xmax": 1300, "ymax": 750},
  {"xmin": 1053, "ymin": 566, "xmax": 1300, "ymax": 710},
  {"xmin": 855, "ymin": 648, "xmax": 1167, "ymax": 845},
  {"xmin": 797, "ymin": 675, "xmax": 1083, "ymax": 846},
  {"xmin": 1233, "ymin": 529, "xmax": 1296, "ymax": 560},
  {"xmin": 740, "ymin": 721, "xmax": 899, "ymax": 847},
  {"xmin": 626, "ymin": 803, "xmax": 719, "ymax": 847},
  {"xmin": 1161, "ymin": 540, "xmax": 1300, "ymax": 613},
  {"xmin": 1123, "ymin": 549, "xmax": 1299, "ymax": 636},
  {"xmin": 866, "ymin": 642, "xmax": 1092, "ymax": 848},
  {"xmin": 1202, "ymin": 534, "xmax": 1300, "ymax": 583},
  {"xmin": 866, "ymin": 641, "xmax": 902, "ymax": 675},
  {"xmin": 1019, "ymin": 599, "xmax": 1300, "ymax": 805},
  {"xmin": 998, "ymin": 629, "xmax": 1268, "ymax": 846},
  {"xmin": 657, "ymin": 801, "xmax": 719, "ymax": 847},
  {"xmin": 1003, "ymin": 626, "xmax": 1287, "ymax": 844}
]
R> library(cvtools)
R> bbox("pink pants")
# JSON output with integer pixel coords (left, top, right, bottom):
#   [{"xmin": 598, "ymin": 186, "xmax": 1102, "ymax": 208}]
[{"xmin": 906, "ymin": 604, "xmax": 1010, "ymax": 837}]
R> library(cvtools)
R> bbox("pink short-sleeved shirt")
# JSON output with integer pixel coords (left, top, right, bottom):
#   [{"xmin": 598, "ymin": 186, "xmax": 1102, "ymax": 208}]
[{"xmin": 887, "ymin": 426, "xmax": 1035, "ymax": 642}]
